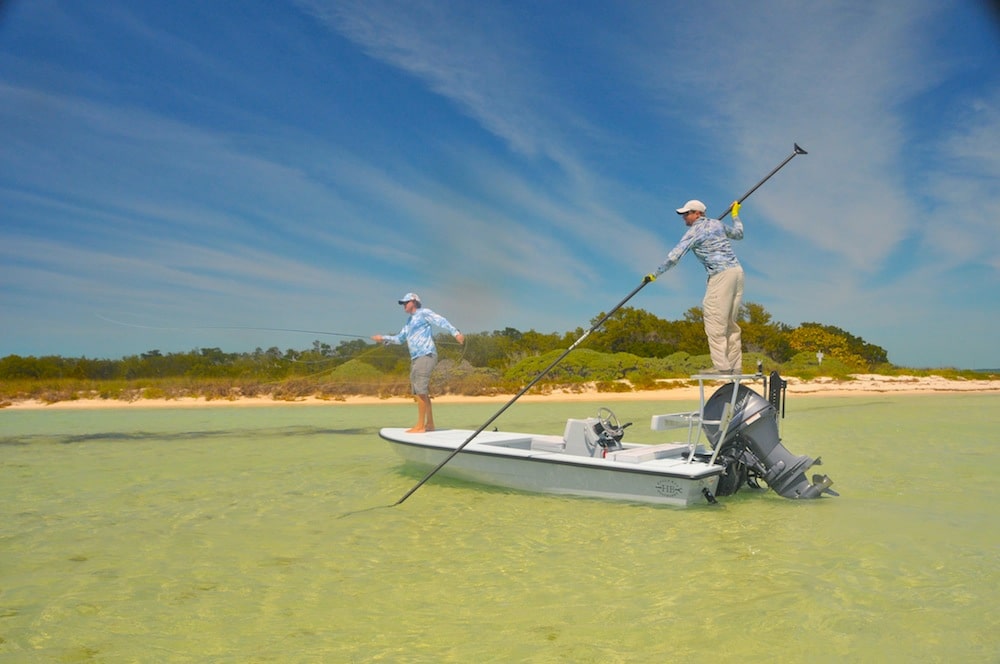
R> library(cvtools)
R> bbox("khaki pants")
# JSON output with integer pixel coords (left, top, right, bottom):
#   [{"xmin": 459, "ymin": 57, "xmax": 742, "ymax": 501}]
[{"xmin": 702, "ymin": 267, "xmax": 744, "ymax": 372}]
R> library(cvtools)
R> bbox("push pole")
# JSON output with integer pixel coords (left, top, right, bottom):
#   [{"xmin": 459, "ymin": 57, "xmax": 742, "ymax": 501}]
[{"xmin": 717, "ymin": 143, "xmax": 807, "ymax": 219}]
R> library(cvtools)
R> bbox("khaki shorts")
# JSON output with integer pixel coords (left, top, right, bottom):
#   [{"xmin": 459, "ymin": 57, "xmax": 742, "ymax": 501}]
[{"xmin": 410, "ymin": 353, "xmax": 437, "ymax": 395}]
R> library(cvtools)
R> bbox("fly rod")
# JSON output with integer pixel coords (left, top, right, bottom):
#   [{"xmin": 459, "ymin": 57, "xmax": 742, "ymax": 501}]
[
  {"xmin": 95, "ymin": 314, "xmax": 369, "ymax": 339},
  {"xmin": 392, "ymin": 142, "xmax": 808, "ymax": 505}
]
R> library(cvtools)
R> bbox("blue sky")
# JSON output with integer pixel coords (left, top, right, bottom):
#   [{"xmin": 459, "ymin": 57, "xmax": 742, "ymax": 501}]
[{"xmin": 1, "ymin": 1, "xmax": 998, "ymax": 369}]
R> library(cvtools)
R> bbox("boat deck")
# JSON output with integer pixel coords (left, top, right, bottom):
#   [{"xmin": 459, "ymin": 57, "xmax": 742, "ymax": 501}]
[{"xmin": 380, "ymin": 427, "xmax": 721, "ymax": 479}]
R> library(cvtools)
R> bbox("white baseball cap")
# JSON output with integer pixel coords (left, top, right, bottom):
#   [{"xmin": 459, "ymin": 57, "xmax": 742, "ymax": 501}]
[
  {"xmin": 675, "ymin": 200, "xmax": 707, "ymax": 215},
  {"xmin": 397, "ymin": 292, "xmax": 421, "ymax": 304}
]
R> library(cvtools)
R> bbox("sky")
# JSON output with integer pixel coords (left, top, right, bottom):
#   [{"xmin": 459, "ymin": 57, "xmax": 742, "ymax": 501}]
[{"xmin": 1, "ymin": 1, "xmax": 998, "ymax": 369}]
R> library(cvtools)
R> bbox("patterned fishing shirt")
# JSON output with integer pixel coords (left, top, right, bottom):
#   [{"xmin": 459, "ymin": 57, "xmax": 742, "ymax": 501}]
[
  {"xmin": 382, "ymin": 308, "xmax": 461, "ymax": 359},
  {"xmin": 654, "ymin": 214, "xmax": 743, "ymax": 278}
]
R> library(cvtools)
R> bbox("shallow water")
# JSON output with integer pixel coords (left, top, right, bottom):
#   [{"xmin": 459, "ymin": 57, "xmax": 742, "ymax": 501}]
[{"xmin": 1, "ymin": 394, "xmax": 998, "ymax": 662}]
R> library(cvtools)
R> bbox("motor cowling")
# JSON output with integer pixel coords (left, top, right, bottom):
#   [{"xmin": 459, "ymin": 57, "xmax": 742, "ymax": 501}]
[{"xmin": 701, "ymin": 381, "xmax": 835, "ymax": 499}]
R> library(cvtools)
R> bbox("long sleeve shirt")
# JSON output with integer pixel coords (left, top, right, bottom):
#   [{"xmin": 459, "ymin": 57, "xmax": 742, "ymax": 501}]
[
  {"xmin": 382, "ymin": 308, "xmax": 461, "ymax": 359},
  {"xmin": 654, "ymin": 214, "xmax": 743, "ymax": 278}
]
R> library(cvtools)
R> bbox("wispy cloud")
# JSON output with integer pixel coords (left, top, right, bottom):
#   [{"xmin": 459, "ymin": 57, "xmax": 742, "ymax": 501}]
[
  {"xmin": 292, "ymin": 0, "xmax": 610, "ymax": 171},
  {"xmin": 922, "ymin": 90, "xmax": 1000, "ymax": 269}
]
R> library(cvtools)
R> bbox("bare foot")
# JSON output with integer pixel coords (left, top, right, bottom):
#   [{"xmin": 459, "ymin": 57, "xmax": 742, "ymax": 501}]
[{"xmin": 406, "ymin": 427, "xmax": 426, "ymax": 433}]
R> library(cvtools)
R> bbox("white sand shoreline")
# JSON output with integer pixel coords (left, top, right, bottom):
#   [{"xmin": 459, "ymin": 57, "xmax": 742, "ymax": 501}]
[{"xmin": 3, "ymin": 374, "xmax": 997, "ymax": 410}]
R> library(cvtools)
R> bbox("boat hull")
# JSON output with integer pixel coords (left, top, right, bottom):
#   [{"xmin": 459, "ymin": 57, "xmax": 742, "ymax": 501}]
[{"xmin": 380, "ymin": 427, "xmax": 723, "ymax": 507}]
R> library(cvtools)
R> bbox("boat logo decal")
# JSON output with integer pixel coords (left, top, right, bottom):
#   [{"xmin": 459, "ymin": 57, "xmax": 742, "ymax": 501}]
[{"xmin": 654, "ymin": 479, "xmax": 682, "ymax": 497}]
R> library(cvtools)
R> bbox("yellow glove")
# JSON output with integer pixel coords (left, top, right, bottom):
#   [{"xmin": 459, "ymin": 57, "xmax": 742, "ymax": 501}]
[
  {"xmin": 730, "ymin": 200, "xmax": 741, "ymax": 217},
  {"xmin": 644, "ymin": 273, "xmax": 656, "ymax": 283}
]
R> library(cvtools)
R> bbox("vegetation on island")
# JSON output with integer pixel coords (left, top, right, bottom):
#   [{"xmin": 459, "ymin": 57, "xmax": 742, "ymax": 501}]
[{"xmin": 0, "ymin": 304, "xmax": 993, "ymax": 406}]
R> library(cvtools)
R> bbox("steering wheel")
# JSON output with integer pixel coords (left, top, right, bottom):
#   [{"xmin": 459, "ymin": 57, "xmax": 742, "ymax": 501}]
[{"xmin": 597, "ymin": 407, "xmax": 624, "ymax": 439}]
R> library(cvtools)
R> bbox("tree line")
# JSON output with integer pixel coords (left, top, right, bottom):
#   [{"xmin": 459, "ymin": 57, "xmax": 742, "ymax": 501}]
[{"xmin": 1, "ymin": 303, "xmax": 890, "ymax": 382}]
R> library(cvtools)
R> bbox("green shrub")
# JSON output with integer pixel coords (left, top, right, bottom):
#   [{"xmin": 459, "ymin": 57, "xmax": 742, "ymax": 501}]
[
  {"xmin": 595, "ymin": 380, "xmax": 633, "ymax": 393},
  {"xmin": 504, "ymin": 348, "xmax": 646, "ymax": 384},
  {"xmin": 779, "ymin": 351, "xmax": 856, "ymax": 379}
]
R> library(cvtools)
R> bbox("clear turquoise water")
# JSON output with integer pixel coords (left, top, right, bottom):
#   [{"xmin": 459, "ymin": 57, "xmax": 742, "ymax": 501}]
[{"xmin": 1, "ymin": 394, "xmax": 998, "ymax": 662}]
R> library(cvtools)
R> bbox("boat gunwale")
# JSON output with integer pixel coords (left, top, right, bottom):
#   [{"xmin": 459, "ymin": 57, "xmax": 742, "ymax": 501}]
[{"xmin": 378, "ymin": 429, "xmax": 726, "ymax": 480}]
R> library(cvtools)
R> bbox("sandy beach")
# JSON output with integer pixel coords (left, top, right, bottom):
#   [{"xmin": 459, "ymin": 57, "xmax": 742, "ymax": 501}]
[{"xmin": 3, "ymin": 374, "xmax": 997, "ymax": 410}]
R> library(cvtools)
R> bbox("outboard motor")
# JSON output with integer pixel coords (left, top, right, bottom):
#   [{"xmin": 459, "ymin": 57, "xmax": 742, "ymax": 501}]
[{"xmin": 701, "ymin": 379, "xmax": 836, "ymax": 499}]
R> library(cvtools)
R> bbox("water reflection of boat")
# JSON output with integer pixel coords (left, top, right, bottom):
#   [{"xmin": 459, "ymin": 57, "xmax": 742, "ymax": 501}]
[{"xmin": 380, "ymin": 371, "xmax": 837, "ymax": 507}]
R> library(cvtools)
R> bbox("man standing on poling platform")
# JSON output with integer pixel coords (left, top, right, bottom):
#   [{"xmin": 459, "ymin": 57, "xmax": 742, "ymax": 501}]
[{"xmin": 646, "ymin": 199, "xmax": 745, "ymax": 374}]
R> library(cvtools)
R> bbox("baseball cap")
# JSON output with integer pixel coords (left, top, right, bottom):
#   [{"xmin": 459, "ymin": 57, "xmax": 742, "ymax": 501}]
[
  {"xmin": 397, "ymin": 292, "xmax": 421, "ymax": 304},
  {"xmin": 675, "ymin": 199, "xmax": 707, "ymax": 215}
]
